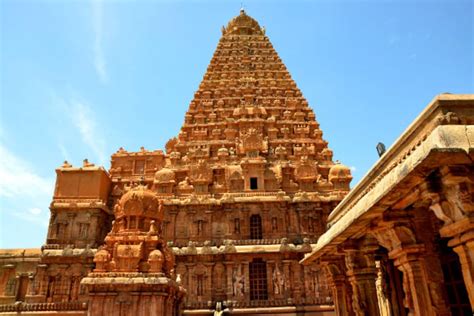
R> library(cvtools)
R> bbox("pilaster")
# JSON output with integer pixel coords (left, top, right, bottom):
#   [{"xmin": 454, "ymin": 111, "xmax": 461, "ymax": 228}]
[
  {"xmin": 321, "ymin": 256, "xmax": 354, "ymax": 316},
  {"xmin": 343, "ymin": 238, "xmax": 380, "ymax": 316}
]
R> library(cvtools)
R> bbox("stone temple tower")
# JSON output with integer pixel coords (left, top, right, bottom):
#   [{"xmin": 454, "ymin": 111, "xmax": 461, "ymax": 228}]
[
  {"xmin": 108, "ymin": 9, "xmax": 352, "ymax": 314},
  {"xmin": 0, "ymin": 9, "xmax": 352, "ymax": 316}
]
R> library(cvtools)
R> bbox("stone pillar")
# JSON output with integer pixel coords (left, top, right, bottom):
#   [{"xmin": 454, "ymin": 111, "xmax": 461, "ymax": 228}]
[
  {"xmin": 426, "ymin": 166, "xmax": 474, "ymax": 311},
  {"xmin": 282, "ymin": 260, "xmax": 291, "ymax": 299},
  {"xmin": 344, "ymin": 239, "xmax": 380, "ymax": 316},
  {"xmin": 374, "ymin": 260, "xmax": 392, "ymax": 316},
  {"xmin": 224, "ymin": 261, "xmax": 234, "ymax": 298},
  {"xmin": 243, "ymin": 261, "xmax": 250, "ymax": 301},
  {"xmin": 322, "ymin": 256, "xmax": 354, "ymax": 316},
  {"xmin": 451, "ymin": 237, "xmax": 474, "ymax": 308},
  {"xmin": 267, "ymin": 260, "xmax": 275, "ymax": 299},
  {"xmin": 204, "ymin": 263, "xmax": 214, "ymax": 299},
  {"xmin": 372, "ymin": 220, "xmax": 451, "ymax": 316}
]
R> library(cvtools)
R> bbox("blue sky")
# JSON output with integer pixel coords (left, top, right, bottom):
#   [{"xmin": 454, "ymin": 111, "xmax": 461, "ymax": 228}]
[{"xmin": 0, "ymin": 0, "xmax": 472, "ymax": 248}]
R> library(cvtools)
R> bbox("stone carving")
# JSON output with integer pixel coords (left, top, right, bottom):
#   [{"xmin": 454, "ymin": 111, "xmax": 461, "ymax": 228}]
[
  {"xmin": 185, "ymin": 241, "xmax": 198, "ymax": 255},
  {"xmin": 295, "ymin": 157, "xmax": 318, "ymax": 181},
  {"xmin": 189, "ymin": 160, "xmax": 213, "ymax": 184},
  {"xmin": 201, "ymin": 240, "xmax": 213, "ymax": 254},
  {"xmin": 273, "ymin": 264, "xmax": 285, "ymax": 295},
  {"xmin": 165, "ymin": 137, "xmax": 178, "ymax": 154},
  {"xmin": 222, "ymin": 239, "xmax": 236, "ymax": 253},
  {"xmin": 279, "ymin": 238, "xmax": 294, "ymax": 252},
  {"xmin": 298, "ymin": 238, "xmax": 312, "ymax": 252},
  {"xmin": 375, "ymin": 261, "xmax": 391, "ymax": 316},
  {"xmin": 154, "ymin": 168, "xmax": 175, "ymax": 184},
  {"xmin": 232, "ymin": 265, "xmax": 245, "ymax": 297},
  {"xmin": 239, "ymin": 128, "xmax": 267, "ymax": 154},
  {"xmin": 177, "ymin": 177, "xmax": 194, "ymax": 192},
  {"xmin": 90, "ymin": 186, "xmax": 173, "ymax": 274}
]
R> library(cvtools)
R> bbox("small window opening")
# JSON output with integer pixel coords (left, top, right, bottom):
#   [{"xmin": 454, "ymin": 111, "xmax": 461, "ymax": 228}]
[
  {"xmin": 197, "ymin": 275, "xmax": 204, "ymax": 296},
  {"xmin": 234, "ymin": 218, "xmax": 241, "ymax": 234},
  {"xmin": 250, "ymin": 214, "xmax": 263, "ymax": 239},
  {"xmin": 250, "ymin": 177, "xmax": 258, "ymax": 190}
]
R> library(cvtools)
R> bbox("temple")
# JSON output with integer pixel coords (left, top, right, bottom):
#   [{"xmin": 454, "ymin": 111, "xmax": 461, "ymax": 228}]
[{"xmin": 1, "ymin": 9, "xmax": 473, "ymax": 316}]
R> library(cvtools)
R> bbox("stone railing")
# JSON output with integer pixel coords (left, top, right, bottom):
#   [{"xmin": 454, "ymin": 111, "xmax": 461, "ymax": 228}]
[
  {"xmin": 233, "ymin": 238, "xmax": 281, "ymax": 245},
  {"xmin": 172, "ymin": 237, "xmax": 317, "ymax": 248},
  {"xmin": 0, "ymin": 301, "xmax": 88, "ymax": 312},
  {"xmin": 184, "ymin": 296, "xmax": 331, "ymax": 309}
]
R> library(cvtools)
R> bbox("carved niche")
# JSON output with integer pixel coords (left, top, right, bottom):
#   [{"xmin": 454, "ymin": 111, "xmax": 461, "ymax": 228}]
[{"xmin": 239, "ymin": 128, "xmax": 267, "ymax": 155}]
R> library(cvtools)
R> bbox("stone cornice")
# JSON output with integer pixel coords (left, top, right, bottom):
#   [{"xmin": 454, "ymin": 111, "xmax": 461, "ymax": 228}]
[
  {"xmin": 301, "ymin": 94, "xmax": 474, "ymax": 265},
  {"xmin": 328, "ymin": 94, "xmax": 473, "ymax": 225}
]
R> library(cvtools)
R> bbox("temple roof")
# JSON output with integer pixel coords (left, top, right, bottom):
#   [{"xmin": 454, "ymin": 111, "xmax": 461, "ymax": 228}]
[
  {"xmin": 109, "ymin": 10, "xmax": 352, "ymax": 198},
  {"xmin": 223, "ymin": 9, "xmax": 264, "ymax": 36},
  {"xmin": 170, "ymin": 9, "xmax": 327, "ymax": 156}
]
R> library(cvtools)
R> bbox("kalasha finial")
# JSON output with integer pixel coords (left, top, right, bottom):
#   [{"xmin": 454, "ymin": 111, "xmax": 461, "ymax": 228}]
[
  {"xmin": 83, "ymin": 159, "xmax": 95, "ymax": 167},
  {"xmin": 61, "ymin": 160, "xmax": 72, "ymax": 168},
  {"xmin": 240, "ymin": 3, "xmax": 245, "ymax": 14}
]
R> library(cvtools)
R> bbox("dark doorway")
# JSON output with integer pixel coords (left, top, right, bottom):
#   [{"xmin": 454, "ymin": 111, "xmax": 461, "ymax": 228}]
[
  {"xmin": 250, "ymin": 177, "xmax": 258, "ymax": 190},
  {"xmin": 440, "ymin": 240, "xmax": 471, "ymax": 315},
  {"xmin": 15, "ymin": 275, "xmax": 29, "ymax": 302},
  {"xmin": 249, "ymin": 258, "xmax": 268, "ymax": 301},
  {"xmin": 250, "ymin": 214, "xmax": 263, "ymax": 239}
]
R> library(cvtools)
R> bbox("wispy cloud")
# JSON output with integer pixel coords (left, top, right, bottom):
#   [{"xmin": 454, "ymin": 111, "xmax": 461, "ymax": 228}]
[
  {"xmin": 92, "ymin": 0, "xmax": 107, "ymax": 83},
  {"xmin": 50, "ymin": 93, "xmax": 107, "ymax": 166},
  {"xmin": 71, "ymin": 101, "xmax": 107, "ymax": 166},
  {"xmin": 350, "ymin": 166, "xmax": 357, "ymax": 172},
  {"xmin": 0, "ymin": 144, "xmax": 54, "ymax": 226},
  {"xmin": 388, "ymin": 35, "xmax": 400, "ymax": 47},
  {"xmin": 58, "ymin": 143, "xmax": 71, "ymax": 162}
]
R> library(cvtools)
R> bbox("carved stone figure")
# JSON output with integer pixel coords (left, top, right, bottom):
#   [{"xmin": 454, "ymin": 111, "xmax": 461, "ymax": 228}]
[
  {"xmin": 273, "ymin": 264, "xmax": 285, "ymax": 295},
  {"xmin": 233, "ymin": 265, "xmax": 245, "ymax": 297}
]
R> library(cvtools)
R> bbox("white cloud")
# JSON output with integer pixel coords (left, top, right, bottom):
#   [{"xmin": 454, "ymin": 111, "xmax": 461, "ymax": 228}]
[
  {"xmin": 350, "ymin": 166, "xmax": 357, "ymax": 172},
  {"xmin": 71, "ymin": 101, "xmax": 107, "ymax": 166},
  {"xmin": 388, "ymin": 36, "xmax": 400, "ymax": 46},
  {"xmin": 58, "ymin": 143, "xmax": 71, "ymax": 162},
  {"xmin": 29, "ymin": 208, "xmax": 42, "ymax": 215},
  {"xmin": 0, "ymin": 145, "xmax": 53, "ymax": 199},
  {"xmin": 92, "ymin": 0, "xmax": 108, "ymax": 83},
  {"xmin": 49, "ymin": 93, "xmax": 107, "ymax": 167},
  {"xmin": 0, "ymin": 144, "xmax": 53, "ymax": 226}
]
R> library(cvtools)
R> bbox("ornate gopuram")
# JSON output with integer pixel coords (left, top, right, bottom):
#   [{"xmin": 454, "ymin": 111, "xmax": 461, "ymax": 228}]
[
  {"xmin": 0, "ymin": 9, "xmax": 353, "ymax": 316},
  {"xmin": 302, "ymin": 94, "xmax": 474, "ymax": 316}
]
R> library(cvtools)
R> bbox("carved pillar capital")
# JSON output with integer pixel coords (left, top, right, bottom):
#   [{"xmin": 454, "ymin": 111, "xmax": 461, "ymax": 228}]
[
  {"xmin": 423, "ymin": 165, "xmax": 474, "ymax": 238},
  {"xmin": 321, "ymin": 256, "xmax": 354, "ymax": 316},
  {"xmin": 421, "ymin": 166, "xmax": 474, "ymax": 311},
  {"xmin": 371, "ymin": 218, "xmax": 451, "ymax": 316},
  {"xmin": 340, "ymin": 238, "xmax": 380, "ymax": 316}
]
